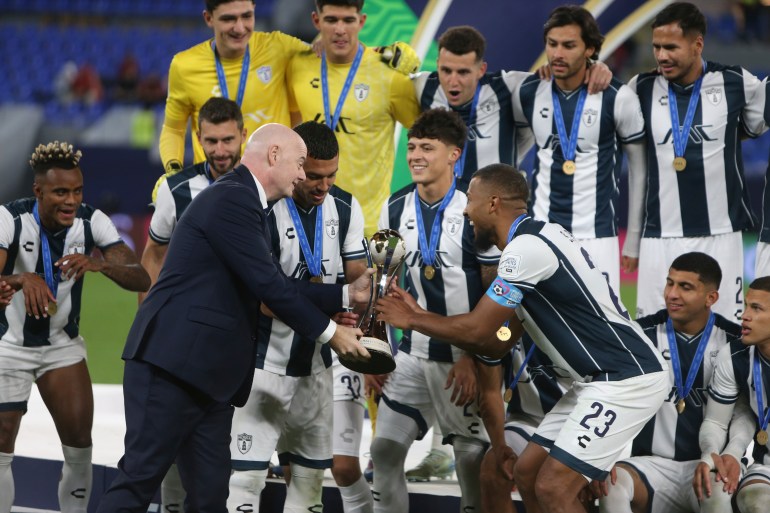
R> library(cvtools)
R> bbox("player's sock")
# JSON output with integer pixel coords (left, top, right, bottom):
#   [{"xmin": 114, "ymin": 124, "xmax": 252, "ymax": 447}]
[
  {"xmin": 339, "ymin": 474, "xmax": 374, "ymax": 513},
  {"xmin": 0, "ymin": 452, "xmax": 14, "ymax": 513},
  {"xmin": 58, "ymin": 444, "xmax": 92, "ymax": 513},
  {"xmin": 284, "ymin": 464, "xmax": 324, "ymax": 513},
  {"xmin": 227, "ymin": 469, "xmax": 267, "ymax": 513},
  {"xmin": 161, "ymin": 463, "xmax": 186, "ymax": 513},
  {"xmin": 370, "ymin": 437, "xmax": 409, "ymax": 513},
  {"xmin": 452, "ymin": 436, "xmax": 485, "ymax": 513},
  {"xmin": 736, "ymin": 482, "xmax": 770, "ymax": 513},
  {"xmin": 598, "ymin": 466, "xmax": 634, "ymax": 513}
]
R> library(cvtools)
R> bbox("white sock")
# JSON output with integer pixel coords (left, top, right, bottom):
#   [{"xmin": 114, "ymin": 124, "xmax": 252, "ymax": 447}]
[
  {"xmin": 227, "ymin": 469, "xmax": 267, "ymax": 513},
  {"xmin": 339, "ymin": 474, "xmax": 373, "ymax": 513},
  {"xmin": 452, "ymin": 437, "xmax": 485, "ymax": 513},
  {"xmin": 431, "ymin": 424, "xmax": 451, "ymax": 457},
  {"xmin": 736, "ymin": 482, "xmax": 770, "ymax": 513},
  {"xmin": 371, "ymin": 437, "xmax": 410, "ymax": 513},
  {"xmin": 0, "ymin": 452, "xmax": 14, "ymax": 513},
  {"xmin": 58, "ymin": 445, "xmax": 92, "ymax": 513},
  {"xmin": 598, "ymin": 466, "xmax": 634, "ymax": 513},
  {"xmin": 161, "ymin": 463, "xmax": 186, "ymax": 513},
  {"xmin": 284, "ymin": 464, "xmax": 324, "ymax": 513}
]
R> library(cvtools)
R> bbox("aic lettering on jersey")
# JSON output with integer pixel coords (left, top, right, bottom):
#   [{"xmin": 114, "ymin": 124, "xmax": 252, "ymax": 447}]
[
  {"xmin": 657, "ymin": 125, "xmax": 718, "ymax": 146},
  {"xmin": 403, "ymin": 249, "xmax": 453, "ymax": 271},
  {"xmin": 289, "ymin": 259, "xmax": 333, "ymax": 281},
  {"xmin": 311, "ymin": 114, "xmax": 355, "ymax": 134}
]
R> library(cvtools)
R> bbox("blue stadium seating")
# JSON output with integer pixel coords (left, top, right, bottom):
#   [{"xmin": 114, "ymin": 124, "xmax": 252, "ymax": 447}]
[{"xmin": 7, "ymin": 0, "xmax": 277, "ymax": 18}]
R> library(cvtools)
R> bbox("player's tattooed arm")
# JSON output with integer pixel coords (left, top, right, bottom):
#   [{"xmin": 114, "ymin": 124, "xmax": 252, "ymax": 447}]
[{"xmin": 57, "ymin": 242, "xmax": 151, "ymax": 292}]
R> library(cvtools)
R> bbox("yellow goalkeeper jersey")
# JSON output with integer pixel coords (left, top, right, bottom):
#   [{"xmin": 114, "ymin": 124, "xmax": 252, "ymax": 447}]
[
  {"xmin": 161, "ymin": 31, "xmax": 308, "ymax": 169},
  {"xmin": 288, "ymin": 46, "xmax": 420, "ymax": 236}
]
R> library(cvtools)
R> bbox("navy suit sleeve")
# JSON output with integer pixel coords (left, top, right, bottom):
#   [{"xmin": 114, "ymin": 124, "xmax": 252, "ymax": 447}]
[{"xmin": 204, "ymin": 182, "xmax": 340, "ymax": 340}]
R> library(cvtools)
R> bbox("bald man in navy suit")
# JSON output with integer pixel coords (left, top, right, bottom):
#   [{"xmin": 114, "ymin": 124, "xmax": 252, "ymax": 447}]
[{"xmin": 97, "ymin": 124, "xmax": 372, "ymax": 512}]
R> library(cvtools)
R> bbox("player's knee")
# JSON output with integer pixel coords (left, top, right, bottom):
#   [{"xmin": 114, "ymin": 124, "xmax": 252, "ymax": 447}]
[
  {"xmin": 736, "ymin": 482, "xmax": 770, "ymax": 513},
  {"xmin": 229, "ymin": 469, "xmax": 267, "ymax": 496},
  {"xmin": 512, "ymin": 454, "xmax": 538, "ymax": 494},
  {"xmin": 0, "ymin": 414, "xmax": 23, "ymax": 452},
  {"xmin": 331, "ymin": 459, "xmax": 361, "ymax": 487},
  {"xmin": 370, "ymin": 436, "xmax": 406, "ymax": 468},
  {"xmin": 479, "ymin": 450, "xmax": 498, "ymax": 483}
]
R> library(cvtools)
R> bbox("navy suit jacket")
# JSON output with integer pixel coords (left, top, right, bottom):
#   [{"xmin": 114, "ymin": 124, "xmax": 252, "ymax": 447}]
[{"xmin": 123, "ymin": 166, "xmax": 342, "ymax": 406}]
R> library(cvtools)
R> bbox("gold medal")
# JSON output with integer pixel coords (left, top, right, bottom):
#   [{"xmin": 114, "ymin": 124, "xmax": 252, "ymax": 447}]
[
  {"xmin": 757, "ymin": 429, "xmax": 769, "ymax": 446},
  {"xmin": 676, "ymin": 399, "xmax": 686, "ymax": 414},
  {"xmin": 673, "ymin": 157, "xmax": 687, "ymax": 172},
  {"xmin": 424, "ymin": 265, "xmax": 435, "ymax": 280},
  {"xmin": 47, "ymin": 302, "xmax": 57, "ymax": 316},
  {"xmin": 562, "ymin": 160, "xmax": 576, "ymax": 175},
  {"xmin": 310, "ymin": 276, "xmax": 324, "ymax": 283},
  {"xmin": 497, "ymin": 326, "xmax": 511, "ymax": 342},
  {"xmin": 503, "ymin": 388, "xmax": 513, "ymax": 403}
]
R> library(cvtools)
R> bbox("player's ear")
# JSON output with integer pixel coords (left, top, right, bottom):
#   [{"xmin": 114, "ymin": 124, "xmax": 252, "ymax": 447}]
[
  {"xmin": 202, "ymin": 9, "xmax": 213, "ymax": 28},
  {"xmin": 705, "ymin": 290, "xmax": 719, "ymax": 308}
]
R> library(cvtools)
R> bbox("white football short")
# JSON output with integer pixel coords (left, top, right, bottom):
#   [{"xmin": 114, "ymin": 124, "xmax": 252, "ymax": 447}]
[
  {"xmin": 531, "ymin": 371, "xmax": 670, "ymax": 482},
  {"xmin": 504, "ymin": 412, "xmax": 542, "ymax": 456},
  {"xmin": 378, "ymin": 351, "xmax": 489, "ymax": 445},
  {"xmin": 230, "ymin": 367, "xmax": 333, "ymax": 470},
  {"xmin": 740, "ymin": 462, "xmax": 770, "ymax": 487},
  {"xmin": 0, "ymin": 340, "xmax": 86, "ymax": 411},
  {"xmin": 578, "ymin": 236, "xmax": 620, "ymax": 294},
  {"xmin": 332, "ymin": 355, "xmax": 366, "ymax": 407},
  {"xmin": 333, "ymin": 400, "xmax": 365, "ymax": 457},
  {"xmin": 637, "ymin": 232, "xmax": 744, "ymax": 322},
  {"xmin": 618, "ymin": 456, "xmax": 703, "ymax": 513}
]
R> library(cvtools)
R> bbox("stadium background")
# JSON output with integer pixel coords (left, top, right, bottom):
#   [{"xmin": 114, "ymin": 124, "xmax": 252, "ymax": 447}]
[{"xmin": 1, "ymin": 0, "xmax": 768, "ymax": 382}]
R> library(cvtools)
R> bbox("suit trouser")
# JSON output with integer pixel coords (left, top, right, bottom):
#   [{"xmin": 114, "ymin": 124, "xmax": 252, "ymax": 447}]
[{"xmin": 96, "ymin": 359, "xmax": 234, "ymax": 513}]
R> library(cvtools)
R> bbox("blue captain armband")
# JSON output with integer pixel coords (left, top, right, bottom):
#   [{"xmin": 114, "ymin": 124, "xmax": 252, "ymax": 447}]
[{"xmin": 485, "ymin": 277, "xmax": 523, "ymax": 309}]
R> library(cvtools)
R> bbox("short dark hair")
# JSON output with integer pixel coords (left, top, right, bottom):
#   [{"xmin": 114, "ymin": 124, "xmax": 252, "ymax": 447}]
[
  {"xmin": 407, "ymin": 108, "xmax": 467, "ymax": 149},
  {"xmin": 29, "ymin": 141, "xmax": 82, "ymax": 176},
  {"xmin": 438, "ymin": 26, "xmax": 486, "ymax": 62},
  {"xmin": 198, "ymin": 97, "xmax": 244, "ymax": 131},
  {"xmin": 651, "ymin": 2, "xmax": 707, "ymax": 38},
  {"xmin": 750, "ymin": 276, "xmax": 770, "ymax": 294},
  {"xmin": 472, "ymin": 163, "xmax": 529, "ymax": 202},
  {"xmin": 543, "ymin": 5, "xmax": 604, "ymax": 60},
  {"xmin": 669, "ymin": 252, "xmax": 722, "ymax": 289},
  {"xmin": 294, "ymin": 122, "xmax": 339, "ymax": 161},
  {"xmin": 205, "ymin": 0, "xmax": 255, "ymax": 13},
  {"xmin": 315, "ymin": 0, "xmax": 364, "ymax": 12}
]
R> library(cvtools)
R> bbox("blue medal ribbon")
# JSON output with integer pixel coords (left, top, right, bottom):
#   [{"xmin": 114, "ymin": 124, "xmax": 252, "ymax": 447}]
[
  {"xmin": 286, "ymin": 198, "xmax": 324, "ymax": 280},
  {"xmin": 454, "ymin": 84, "xmax": 482, "ymax": 179},
  {"xmin": 551, "ymin": 84, "xmax": 587, "ymax": 167},
  {"xmin": 753, "ymin": 349, "xmax": 770, "ymax": 434},
  {"xmin": 668, "ymin": 61, "xmax": 706, "ymax": 159},
  {"xmin": 666, "ymin": 311, "xmax": 715, "ymax": 406},
  {"xmin": 203, "ymin": 162, "xmax": 215, "ymax": 185},
  {"xmin": 32, "ymin": 202, "xmax": 65, "ymax": 302},
  {"xmin": 508, "ymin": 341, "xmax": 536, "ymax": 393},
  {"xmin": 212, "ymin": 41, "xmax": 250, "ymax": 107},
  {"xmin": 321, "ymin": 43, "xmax": 364, "ymax": 131},
  {"xmin": 414, "ymin": 180, "xmax": 457, "ymax": 269},
  {"xmin": 507, "ymin": 213, "xmax": 529, "ymax": 243}
]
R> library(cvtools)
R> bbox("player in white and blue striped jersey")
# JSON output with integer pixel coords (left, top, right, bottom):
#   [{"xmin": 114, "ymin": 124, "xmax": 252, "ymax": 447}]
[
  {"xmin": 0, "ymin": 142, "xmax": 150, "ymax": 513},
  {"xmin": 697, "ymin": 277, "xmax": 770, "ymax": 513},
  {"xmin": 227, "ymin": 122, "xmax": 369, "ymax": 513},
  {"xmin": 513, "ymin": 6, "xmax": 646, "ymax": 292},
  {"xmin": 599, "ymin": 252, "xmax": 753, "ymax": 513},
  {"xmin": 370, "ymin": 109, "xmax": 499, "ymax": 513},
  {"xmin": 628, "ymin": 2, "xmax": 768, "ymax": 322},
  {"xmin": 753, "ymin": 79, "xmax": 770, "ymax": 278},
  {"xmin": 377, "ymin": 163, "xmax": 669, "ymax": 513},
  {"xmin": 140, "ymin": 97, "xmax": 246, "ymax": 510},
  {"xmin": 413, "ymin": 25, "xmax": 612, "ymax": 186}
]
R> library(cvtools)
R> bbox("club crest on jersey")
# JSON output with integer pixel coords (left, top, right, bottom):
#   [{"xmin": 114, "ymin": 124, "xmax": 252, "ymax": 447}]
[
  {"xmin": 500, "ymin": 256, "xmax": 521, "ymax": 278},
  {"xmin": 237, "ymin": 433, "xmax": 253, "ymax": 454},
  {"xmin": 444, "ymin": 215, "xmax": 463, "ymax": 236},
  {"xmin": 325, "ymin": 218, "xmax": 339, "ymax": 239},
  {"xmin": 479, "ymin": 97, "xmax": 498, "ymax": 114},
  {"xmin": 256, "ymin": 66, "xmax": 272, "ymax": 84},
  {"xmin": 705, "ymin": 87, "xmax": 722, "ymax": 105},
  {"xmin": 67, "ymin": 242, "xmax": 85, "ymax": 255},
  {"xmin": 582, "ymin": 108, "xmax": 598, "ymax": 127},
  {"xmin": 354, "ymin": 83, "xmax": 369, "ymax": 102}
]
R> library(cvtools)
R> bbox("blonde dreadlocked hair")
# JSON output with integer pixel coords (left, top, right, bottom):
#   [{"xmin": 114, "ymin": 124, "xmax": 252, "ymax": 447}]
[{"xmin": 29, "ymin": 141, "xmax": 83, "ymax": 174}]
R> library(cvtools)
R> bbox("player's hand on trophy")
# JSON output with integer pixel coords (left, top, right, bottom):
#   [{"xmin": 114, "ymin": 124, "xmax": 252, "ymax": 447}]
[
  {"xmin": 348, "ymin": 267, "xmax": 376, "ymax": 307},
  {"xmin": 375, "ymin": 286, "xmax": 422, "ymax": 330},
  {"xmin": 329, "ymin": 324, "xmax": 370, "ymax": 363},
  {"xmin": 332, "ymin": 310, "xmax": 360, "ymax": 327}
]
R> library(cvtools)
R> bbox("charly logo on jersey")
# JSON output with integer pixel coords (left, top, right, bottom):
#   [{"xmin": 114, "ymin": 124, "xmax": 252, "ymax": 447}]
[
  {"xmin": 444, "ymin": 214, "xmax": 463, "ymax": 236},
  {"xmin": 22, "ymin": 241, "xmax": 34, "ymax": 252},
  {"xmin": 256, "ymin": 65, "xmax": 272, "ymax": 84},
  {"xmin": 582, "ymin": 108, "xmax": 598, "ymax": 127},
  {"xmin": 325, "ymin": 219, "xmax": 339, "ymax": 238},
  {"xmin": 237, "ymin": 433, "xmax": 253, "ymax": 454},
  {"xmin": 658, "ymin": 95, "xmax": 668, "ymax": 107},
  {"xmin": 354, "ymin": 83, "xmax": 369, "ymax": 102},
  {"xmin": 500, "ymin": 255, "xmax": 521, "ymax": 278},
  {"xmin": 704, "ymin": 87, "xmax": 722, "ymax": 105}
]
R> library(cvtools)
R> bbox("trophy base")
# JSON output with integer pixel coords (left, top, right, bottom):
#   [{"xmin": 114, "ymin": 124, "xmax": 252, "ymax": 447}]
[{"xmin": 340, "ymin": 336, "xmax": 396, "ymax": 374}]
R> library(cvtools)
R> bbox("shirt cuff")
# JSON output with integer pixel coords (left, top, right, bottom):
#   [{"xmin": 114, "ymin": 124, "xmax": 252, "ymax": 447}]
[
  {"xmin": 342, "ymin": 284, "xmax": 350, "ymax": 310},
  {"xmin": 317, "ymin": 320, "xmax": 337, "ymax": 345}
]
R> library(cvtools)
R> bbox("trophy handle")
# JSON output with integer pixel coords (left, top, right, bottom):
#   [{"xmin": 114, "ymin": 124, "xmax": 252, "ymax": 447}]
[{"xmin": 357, "ymin": 238, "xmax": 376, "ymax": 331}]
